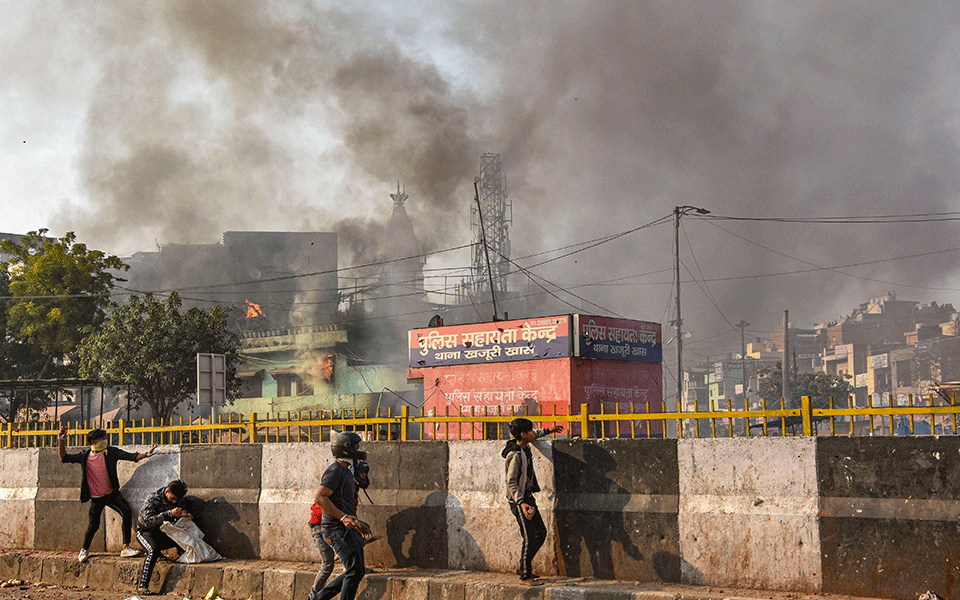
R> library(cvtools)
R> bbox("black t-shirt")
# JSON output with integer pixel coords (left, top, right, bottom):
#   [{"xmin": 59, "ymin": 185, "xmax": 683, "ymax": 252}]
[{"xmin": 320, "ymin": 460, "xmax": 358, "ymax": 529}]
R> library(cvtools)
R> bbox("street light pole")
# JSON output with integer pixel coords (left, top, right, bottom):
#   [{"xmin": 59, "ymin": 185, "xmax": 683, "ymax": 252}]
[
  {"xmin": 736, "ymin": 320, "xmax": 750, "ymax": 404},
  {"xmin": 674, "ymin": 205, "xmax": 710, "ymax": 414}
]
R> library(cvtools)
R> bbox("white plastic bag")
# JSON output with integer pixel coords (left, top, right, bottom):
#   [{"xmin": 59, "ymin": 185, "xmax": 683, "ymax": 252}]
[{"xmin": 159, "ymin": 518, "xmax": 223, "ymax": 563}]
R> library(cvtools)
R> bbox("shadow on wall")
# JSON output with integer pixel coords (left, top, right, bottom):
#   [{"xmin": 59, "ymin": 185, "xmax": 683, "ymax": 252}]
[
  {"xmin": 124, "ymin": 454, "xmax": 180, "ymax": 492},
  {"xmin": 385, "ymin": 490, "xmax": 448, "ymax": 568},
  {"xmin": 183, "ymin": 496, "xmax": 256, "ymax": 559},
  {"xmin": 446, "ymin": 493, "xmax": 487, "ymax": 571},
  {"xmin": 555, "ymin": 444, "xmax": 683, "ymax": 581}
]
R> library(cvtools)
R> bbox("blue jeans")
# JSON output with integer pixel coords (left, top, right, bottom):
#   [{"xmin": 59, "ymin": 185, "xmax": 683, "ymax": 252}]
[
  {"xmin": 310, "ymin": 524, "xmax": 335, "ymax": 592},
  {"xmin": 316, "ymin": 526, "xmax": 365, "ymax": 600}
]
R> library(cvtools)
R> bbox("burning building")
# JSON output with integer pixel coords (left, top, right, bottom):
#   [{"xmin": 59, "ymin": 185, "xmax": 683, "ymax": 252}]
[
  {"xmin": 120, "ymin": 224, "xmax": 422, "ymax": 419},
  {"xmin": 123, "ymin": 231, "xmax": 339, "ymax": 332}
]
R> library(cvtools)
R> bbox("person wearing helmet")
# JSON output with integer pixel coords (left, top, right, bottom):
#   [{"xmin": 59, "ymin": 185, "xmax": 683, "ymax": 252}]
[
  {"xmin": 307, "ymin": 444, "xmax": 372, "ymax": 595},
  {"xmin": 309, "ymin": 431, "xmax": 371, "ymax": 600}
]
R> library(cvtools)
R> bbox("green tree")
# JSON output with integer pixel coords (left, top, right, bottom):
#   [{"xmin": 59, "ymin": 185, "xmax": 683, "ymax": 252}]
[
  {"xmin": 77, "ymin": 293, "xmax": 241, "ymax": 421},
  {"xmin": 0, "ymin": 231, "xmax": 126, "ymax": 421},
  {"xmin": 1, "ymin": 230, "xmax": 127, "ymax": 376},
  {"xmin": 756, "ymin": 362, "xmax": 854, "ymax": 409},
  {"xmin": 0, "ymin": 270, "xmax": 45, "ymax": 421}
]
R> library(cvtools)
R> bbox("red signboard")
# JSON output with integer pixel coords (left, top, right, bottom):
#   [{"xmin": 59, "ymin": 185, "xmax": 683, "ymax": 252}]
[{"xmin": 409, "ymin": 315, "xmax": 571, "ymax": 369}]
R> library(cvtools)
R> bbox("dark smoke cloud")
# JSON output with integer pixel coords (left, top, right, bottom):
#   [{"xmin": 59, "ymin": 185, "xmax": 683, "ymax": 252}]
[
  {"xmin": 449, "ymin": 1, "xmax": 960, "ymax": 348},
  {"xmin": 8, "ymin": 0, "xmax": 960, "ymax": 357},
  {"xmin": 45, "ymin": 0, "xmax": 480, "ymax": 255}
]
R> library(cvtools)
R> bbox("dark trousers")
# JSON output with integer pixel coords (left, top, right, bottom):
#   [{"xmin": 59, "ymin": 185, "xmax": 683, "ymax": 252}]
[
  {"xmin": 83, "ymin": 491, "xmax": 133, "ymax": 550},
  {"xmin": 316, "ymin": 525, "xmax": 365, "ymax": 600},
  {"xmin": 509, "ymin": 498, "xmax": 547, "ymax": 580},
  {"xmin": 136, "ymin": 528, "xmax": 177, "ymax": 589}
]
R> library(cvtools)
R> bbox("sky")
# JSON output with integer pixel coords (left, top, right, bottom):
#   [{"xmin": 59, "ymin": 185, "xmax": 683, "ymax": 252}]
[{"xmin": 4, "ymin": 0, "xmax": 960, "ymax": 370}]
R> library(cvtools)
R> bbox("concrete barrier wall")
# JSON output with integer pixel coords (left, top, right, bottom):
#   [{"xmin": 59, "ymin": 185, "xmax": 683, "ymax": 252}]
[
  {"xmin": 817, "ymin": 436, "xmax": 960, "ymax": 600},
  {"xmin": 6, "ymin": 438, "xmax": 960, "ymax": 599},
  {"xmin": 0, "ymin": 449, "xmax": 38, "ymax": 549},
  {"xmin": 367, "ymin": 441, "xmax": 449, "ymax": 569},
  {"xmin": 258, "ymin": 444, "xmax": 327, "ymax": 561},
  {"xmin": 553, "ymin": 439, "xmax": 679, "ymax": 582},
  {"xmin": 678, "ymin": 437, "xmax": 821, "ymax": 592},
  {"xmin": 447, "ymin": 440, "xmax": 556, "ymax": 575},
  {"xmin": 180, "ymin": 444, "xmax": 261, "ymax": 559}
]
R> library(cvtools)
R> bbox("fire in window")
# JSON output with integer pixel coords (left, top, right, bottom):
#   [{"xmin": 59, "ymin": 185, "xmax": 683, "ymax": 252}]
[{"xmin": 322, "ymin": 354, "xmax": 335, "ymax": 383}]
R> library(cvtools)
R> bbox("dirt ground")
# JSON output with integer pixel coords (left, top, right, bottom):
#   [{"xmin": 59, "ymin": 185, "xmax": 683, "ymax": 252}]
[{"xmin": 0, "ymin": 581, "xmax": 190, "ymax": 600}]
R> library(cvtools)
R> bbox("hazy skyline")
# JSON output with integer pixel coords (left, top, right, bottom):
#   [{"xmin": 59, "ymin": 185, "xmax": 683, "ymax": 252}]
[{"xmin": 5, "ymin": 0, "xmax": 960, "ymax": 369}]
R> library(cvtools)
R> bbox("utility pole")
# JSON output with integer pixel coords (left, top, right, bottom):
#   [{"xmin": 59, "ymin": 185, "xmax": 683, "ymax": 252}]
[
  {"xmin": 736, "ymin": 320, "xmax": 750, "ymax": 405},
  {"xmin": 782, "ymin": 310, "xmax": 791, "ymax": 406},
  {"xmin": 674, "ymin": 205, "xmax": 711, "ymax": 412}
]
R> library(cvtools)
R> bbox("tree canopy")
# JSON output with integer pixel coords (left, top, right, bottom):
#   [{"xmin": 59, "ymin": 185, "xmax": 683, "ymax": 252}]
[
  {"xmin": 756, "ymin": 362, "xmax": 854, "ymax": 409},
  {"xmin": 0, "ymin": 230, "xmax": 127, "ymax": 421},
  {"xmin": 77, "ymin": 292, "xmax": 241, "ymax": 421}
]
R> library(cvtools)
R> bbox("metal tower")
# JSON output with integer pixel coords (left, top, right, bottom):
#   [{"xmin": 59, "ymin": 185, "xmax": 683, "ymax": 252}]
[{"xmin": 471, "ymin": 153, "xmax": 512, "ymax": 296}]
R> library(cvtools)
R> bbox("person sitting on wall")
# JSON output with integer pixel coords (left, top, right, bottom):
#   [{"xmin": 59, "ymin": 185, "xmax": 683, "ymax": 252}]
[
  {"xmin": 58, "ymin": 425, "xmax": 158, "ymax": 563},
  {"xmin": 502, "ymin": 418, "xmax": 563, "ymax": 586},
  {"xmin": 135, "ymin": 479, "xmax": 190, "ymax": 595}
]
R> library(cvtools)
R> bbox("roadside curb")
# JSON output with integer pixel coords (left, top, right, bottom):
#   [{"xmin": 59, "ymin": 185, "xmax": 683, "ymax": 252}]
[{"xmin": 0, "ymin": 551, "xmax": 884, "ymax": 600}]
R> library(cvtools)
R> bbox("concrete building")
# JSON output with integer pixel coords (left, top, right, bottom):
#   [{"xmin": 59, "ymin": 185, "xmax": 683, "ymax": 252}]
[
  {"xmin": 228, "ymin": 324, "xmax": 418, "ymax": 421},
  {"xmin": 818, "ymin": 292, "xmax": 956, "ymax": 351},
  {"xmin": 770, "ymin": 328, "xmax": 823, "ymax": 373},
  {"xmin": 122, "ymin": 231, "xmax": 339, "ymax": 331}
]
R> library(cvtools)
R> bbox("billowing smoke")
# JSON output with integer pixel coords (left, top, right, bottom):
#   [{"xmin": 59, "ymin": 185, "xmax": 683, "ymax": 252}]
[
  {"xmin": 7, "ymin": 0, "xmax": 960, "ymax": 358},
  {"xmin": 458, "ymin": 1, "xmax": 960, "ymax": 351}
]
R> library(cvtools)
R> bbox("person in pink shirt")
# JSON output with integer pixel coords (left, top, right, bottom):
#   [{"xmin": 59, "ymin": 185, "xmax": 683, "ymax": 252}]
[{"xmin": 58, "ymin": 426, "xmax": 158, "ymax": 563}]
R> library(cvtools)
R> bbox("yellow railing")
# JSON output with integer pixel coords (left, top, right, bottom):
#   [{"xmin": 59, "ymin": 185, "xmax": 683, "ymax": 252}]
[{"xmin": 3, "ymin": 394, "xmax": 958, "ymax": 448}]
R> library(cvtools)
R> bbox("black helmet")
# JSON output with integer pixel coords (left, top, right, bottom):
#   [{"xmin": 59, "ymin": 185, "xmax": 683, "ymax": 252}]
[{"xmin": 331, "ymin": 431, "xmax": 366, "ymax": 460}]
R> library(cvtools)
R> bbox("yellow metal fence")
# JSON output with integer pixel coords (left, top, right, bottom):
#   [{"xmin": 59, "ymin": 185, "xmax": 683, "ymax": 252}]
[{"xmin": 4, "ymin": 394, "xmax": 958, "ymax": 448}]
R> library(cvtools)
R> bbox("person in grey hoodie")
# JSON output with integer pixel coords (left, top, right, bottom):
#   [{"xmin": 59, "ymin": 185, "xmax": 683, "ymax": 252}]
[{"xmin": 502, "ymin": 418, "xmax": 563, "ymax": 585}]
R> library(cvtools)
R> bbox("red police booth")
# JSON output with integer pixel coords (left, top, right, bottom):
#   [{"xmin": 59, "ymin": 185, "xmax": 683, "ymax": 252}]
[{"xmin": 406, "ymin": 314, "xmax": 663, "ymax": 439}]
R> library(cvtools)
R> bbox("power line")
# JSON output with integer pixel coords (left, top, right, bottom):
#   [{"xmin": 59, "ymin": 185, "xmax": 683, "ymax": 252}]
[
  {"xmin": 705, "ymin": 211, "xmax": 960, "ymax": 224},
  {"xmin": 679, "ymin": 220, "xmax": 737, "ymax": 333}
]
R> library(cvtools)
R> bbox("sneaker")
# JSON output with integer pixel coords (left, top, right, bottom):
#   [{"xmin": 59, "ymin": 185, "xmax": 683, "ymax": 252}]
[
  {"xmin": 77, "ymin": 549, "xmax": 88, "ymax": 563},
  {"xmin": 518, "ymin": 577, "xmax": 542, "ymax": 587},
  {"xmin": 120, "ymin": 547, "xmax": 142, "ymax": 558},
  {"xmin": 136, "ymin": 587, "xmax": 153, "ymax": 596}
]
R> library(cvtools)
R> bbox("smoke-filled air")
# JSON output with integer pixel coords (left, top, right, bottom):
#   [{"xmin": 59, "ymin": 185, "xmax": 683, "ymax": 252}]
[{"xmin": 4, "ymin": 0, "xmax": 960, "ymax": 359}]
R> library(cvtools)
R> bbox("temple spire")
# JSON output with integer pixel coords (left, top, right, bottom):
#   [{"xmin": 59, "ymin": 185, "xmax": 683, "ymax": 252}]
[{"xmin": 390, "ymin": 182, "xmax": 407, "ymax": 207}]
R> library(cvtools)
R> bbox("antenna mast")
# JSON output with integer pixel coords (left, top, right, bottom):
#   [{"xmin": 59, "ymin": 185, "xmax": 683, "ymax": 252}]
[{"xmin": 471, "ymin": 153, "xmax": 512, "ymax": 302}]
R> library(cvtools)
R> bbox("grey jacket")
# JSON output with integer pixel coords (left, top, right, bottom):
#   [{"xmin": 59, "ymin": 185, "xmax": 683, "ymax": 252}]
[{"xmin": 502, "ymin": 429, "xmax": 550, "ymax": 503}]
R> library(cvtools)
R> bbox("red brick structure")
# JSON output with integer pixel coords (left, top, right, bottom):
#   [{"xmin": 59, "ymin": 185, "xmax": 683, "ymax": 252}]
[{"xmin": 406, "ymin": 314, "xmax": 663, "ymax": 438}]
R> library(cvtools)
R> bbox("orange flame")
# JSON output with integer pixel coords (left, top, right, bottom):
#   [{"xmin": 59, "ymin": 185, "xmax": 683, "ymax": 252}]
[{"xmin": 245, "ymin": 300, "xmax": 263, "ymax": 319}]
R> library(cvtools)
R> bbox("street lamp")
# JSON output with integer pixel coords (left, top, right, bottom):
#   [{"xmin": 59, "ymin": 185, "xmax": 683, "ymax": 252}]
[
  {"xmin": 736, "ymin": 320, "xmax": 750, "ymax": 405},
  {"xmin": 674, "ymin": 205, "xmax": 710, "ymax": 413}
]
